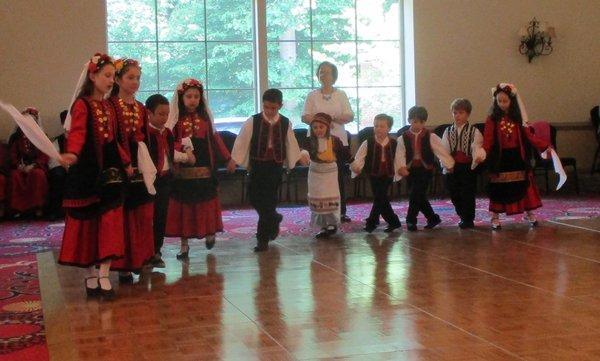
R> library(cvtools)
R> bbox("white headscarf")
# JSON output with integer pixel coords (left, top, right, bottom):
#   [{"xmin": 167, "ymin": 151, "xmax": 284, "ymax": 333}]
[
  {"xmin": 491, "ymin": 82, "xmax": 529, "ymax": 126},
  {"xmin": 165, "ymin": 78, "xmax": 216, "ymax": 133}
]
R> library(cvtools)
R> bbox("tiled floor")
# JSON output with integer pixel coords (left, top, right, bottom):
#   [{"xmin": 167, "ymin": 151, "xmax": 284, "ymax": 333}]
[{"xmin": 39, "ymin": 217, "xmax": 600, "ymax": 360}]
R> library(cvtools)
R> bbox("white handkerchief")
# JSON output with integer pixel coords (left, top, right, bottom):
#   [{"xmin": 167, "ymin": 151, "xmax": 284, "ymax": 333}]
[
  {"xmin": 0, "ymin": 101, "xmax": 61, "ymax": 161},
  {"xmin": 541, "ymin": 148, "xmax": 567, "ymax": 190}
]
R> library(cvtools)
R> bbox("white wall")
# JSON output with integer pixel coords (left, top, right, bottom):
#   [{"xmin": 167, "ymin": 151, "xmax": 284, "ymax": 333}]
[
  {"xmin": 0, "ymin": 0, "xmax": 106, "ymax": 140},
  {"xmin": 1, "ymin": 0, "xmax": 598, "ymax": 168},
  {"xmin": 413, "ymin": 0, "xmax": 600, "ymax": 125}
]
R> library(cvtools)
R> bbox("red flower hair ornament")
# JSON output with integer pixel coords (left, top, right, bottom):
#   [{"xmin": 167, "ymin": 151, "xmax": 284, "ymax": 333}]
[{"xmin": 87, "ymin": 53, "xmax": 113, "ymax": 73}]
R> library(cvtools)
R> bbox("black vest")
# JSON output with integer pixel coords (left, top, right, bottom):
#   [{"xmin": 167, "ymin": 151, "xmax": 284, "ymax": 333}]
[
  {"xmin": 364, "ymin": 138, "xmax": 397, "ymax": 177},
  {"xmin": 403, "ymin": 129, "xmax": 434, "ymax": 168},
  {"xmin": 249, "ymin": 114, "xmax": 289, "ymax": 164}
]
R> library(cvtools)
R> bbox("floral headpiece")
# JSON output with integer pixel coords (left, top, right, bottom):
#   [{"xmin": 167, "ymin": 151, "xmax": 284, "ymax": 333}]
[
  {"xmin": 176, "ymin": 78, "xmax": 203, "ymax": 94},
  {"xmin": 114, "ymin": 58, "xmax": 141, "ymax": 76},
  {"xmin": 88, "ymin": 53, "xmax": 113, "ymax": 73},
  {"xmin": 21, "ymin": 107, "xmax": 39, "ymax": 118},
  {"xmin": 492, "ymin": 83, "xmax": 517, "ymax": 97}
]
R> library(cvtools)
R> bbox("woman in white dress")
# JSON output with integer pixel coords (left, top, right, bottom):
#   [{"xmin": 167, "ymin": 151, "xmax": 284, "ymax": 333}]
[{"xmin": 302, "ymin": 61, "xmax": 354, "ymax": 222}]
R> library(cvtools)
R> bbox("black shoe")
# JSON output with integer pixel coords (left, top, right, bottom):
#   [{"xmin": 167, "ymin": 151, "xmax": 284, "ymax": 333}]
[
  {"xmin": 424, "ymin": 216, "xmax": 442, "ymax": 229},
  {"xmin": 150, "ymin": 253, "xmax": 166, "ymax": 268},
  {"xmin": 315, "ymin": 229, "xmax": 330, "ymax": 239},
  {"xmin": 98, "ymin": 277, "xmax": 116, "ymax": 301},
  {"xmin": 406, "ymin": 223, "xmax": 418, "ymax": 231},
  {"xmin": 118, "ymin": 273, "xmax": 134, "ymax": 284},
  {"xmin": 340, "ymin": 215, "xmax": 352, "ymax": 223},
  {"xmin": 325, "ymin": 226, "xmax": 337, "ymax": 236},
  {"xmin": 84, "ymin": 277, "xmax": 100, "ymax": 297},
  {"xmin": 269, "ymin": 213, "xmax": 284, "ymax": 241},
  {"xmin": 384, "ymin": 223, "xmax": 402, "ymax": 233},
  {"xmin": 363, "ymin": 224, "xmax": 377, "ymax": 233},
  {"xmin": 205, "ymin": 236, "xmax": 215, "ymax": 250},
  {"xmin": 176, "ymin": 250, "xmax": 189, "ymax": 260},
  {"xmin": 254, "ymin": 239, "xmax": 269, "ymax": 252},
  {"xmin": 458, "ymin": 220, "xmax": 475, "ymax": 229}
]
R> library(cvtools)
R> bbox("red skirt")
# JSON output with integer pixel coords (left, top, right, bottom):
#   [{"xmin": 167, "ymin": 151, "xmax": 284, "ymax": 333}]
[
  {"xmin": 166, "ymin": 196, "xmax": 223, "ymax": 238},
  {"xmin": 111, "ymin": 202, "xmax": 155, "ymax": 271},
  {"xmin": 59, "ymin": 206, "xmax": 125, "ymax": 267},
  {"xmin": 489, "ymin": 172, "xmax": 542, "ymax": 215},
  {"xmin": 0, "ymin": 174, "xmax": 6, "ymax": 201},
  {"xmin": 10, "ymin": 168, "xmax": 48, "ymax": 212}
]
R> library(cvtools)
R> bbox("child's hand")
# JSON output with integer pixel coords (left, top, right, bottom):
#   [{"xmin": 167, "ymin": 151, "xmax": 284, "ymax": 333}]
[
  {"xmin": 60, "ymin": 153, "xmax": 77, "ymax": 168},
  {"xmin": 398, "ymin": 167, "xmax": 409, "ymax": 177},
  {"xmin": 125, "ymin": 165, "xmax": 134, "ymax": 178},
  {"xmin": 474, "ymin": 155, "xmax": 484, "ymax": 164},
  {"xmin": 226, "ymin": 158, "xmax": 236, "ymax": 173},
  {"xmin": 350, "ymin": 164, "xmax": 361, "ymax": 174},
  {"xmin": 186, "ymin": 153, "xmax": 196, "ymax": 165}
]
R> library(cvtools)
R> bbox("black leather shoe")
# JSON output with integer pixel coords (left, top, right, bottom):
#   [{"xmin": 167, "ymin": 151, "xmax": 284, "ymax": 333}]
[
  {"xmin": 269, "ymin": 213, "xmax": 284, "ymax": 241},
  {"xmin": 458, "ymin": 220, "xmax": 475, "ymax": 229},
  {"xmin": 98, "ymin": 277, "xmax": 116, "ymax": 301},
  {"xmin": 424, "ymin": 216, "xmax": 442, "ymax": 229},
  {"xmin": 254, "ymin": 239, "xmax": 269, "ymax": 252},
  {"xmin": 363, "ymin": 224, "xmax": 377, "ymax": 233},
  {"xmin": 315, "ymin": 229, "xmax": 330, "ymax": 239},
  {"xmin": 384, "ymin": 223, "xmax": 402, "ymax": 233},
  {"xmin": 340, "ymin": 215, "xmax": 352, "ymax": 223},
  {"xmin": 84, "ymin": 277, "xmax": 100, "ymax": 297},
  {"xmin": 406, "ymin": 223, "xmax": 418, "ymax": 231},
  {"xmin": 205, "ymin": 236, "xmax": 215, "ymax": 250},
  {"xmin": 118, "ymin": 274, "xmax": 134, "ymax": 284},
  {"xmin": 176, "ymin": 250, "xmax": 189, "ymax": 260},
  {"xmin": 325, "ymin": 226, "xmax": 337, "ymax": 236}
]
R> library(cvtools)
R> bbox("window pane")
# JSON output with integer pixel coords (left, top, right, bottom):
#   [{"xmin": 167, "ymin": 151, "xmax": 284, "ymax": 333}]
[
  {"xmin": 311, "ymin": 0, "xmax": 355, "ymax": 41},
  {"xmin": 338, "ymin": 87, "xmax": 358, "ymax": 133},
  {"xmin": 157, "ymin": 0, "xmax": 205, "ymax": 41},
  {"xmin": 207, "ymin": 42, "xmax": 254, "ymax": 89},
  {"xmin": 107, "ymin": 0, "xmax": 156, "ymax": 41},
  {"xmin": 108, "ymin": 42, "xmax": 158, "ymax": 92},
  {"xmin": 357, "ymin": 0, "xmax": 401, "ymax": 40},
  {"xmin": 357, "ymin": 87, "xmax": 403, "ymax": 131},
  {"xmin": 136, "ymin": 91, "xmax": 158, "ymax": 104},
  {"xmin": 206, "ymin": 0, "xmax": 253, "ymax": 41},
  {"xmin": 279, "ymin": 88, "xmax": 311, "ymax": 128},
  {"xmin": 358, "ymin": 41, "xmax": 401, "ymax": 87},
  {"xmin": 312, "ymin": 42, "xmax": 356, "ymax": 88},
  {"xmin": 158, "ymin": 43, "xmax": 206, "ymax": 92},
  {"xmin": 268, "ymin": 41, "xmax": 312, "ymax": 88},
  {"xmin": 207, "ymin": 89, "xmax": 255, "ymax": 129},
  {"xmin": 266, "ymin": 0, "xmax": 310, "ymax": 41}
]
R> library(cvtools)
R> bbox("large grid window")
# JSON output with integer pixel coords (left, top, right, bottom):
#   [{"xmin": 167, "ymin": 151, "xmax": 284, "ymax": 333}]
[{"xmin": 107, "ymin": 0, "xmax": 408, "ymax": 132}]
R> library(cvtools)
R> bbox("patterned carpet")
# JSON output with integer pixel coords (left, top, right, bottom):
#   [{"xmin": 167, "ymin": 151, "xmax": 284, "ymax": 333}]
[{"xmin": 1, "ymin": 197, "xmax": 600, "ymax": 360}]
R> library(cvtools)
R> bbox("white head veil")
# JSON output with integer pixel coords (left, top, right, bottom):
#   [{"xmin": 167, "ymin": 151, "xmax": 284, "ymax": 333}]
[
  {"xmin": 64, "ymin": 54, "xmax": 113, "ymax": 132},
  {"xmin": 492, "ymin": 82, "xmax": 529, "ymax": 126},
  {"xmin": 165, "ymin": 78, "xmax": 216, "ymax": 133}
]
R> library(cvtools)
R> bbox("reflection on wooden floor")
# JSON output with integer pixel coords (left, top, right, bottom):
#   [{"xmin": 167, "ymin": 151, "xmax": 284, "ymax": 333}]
[{"xmin": 39, "ymin": 217, "xmax": 600, "ymax": 360}]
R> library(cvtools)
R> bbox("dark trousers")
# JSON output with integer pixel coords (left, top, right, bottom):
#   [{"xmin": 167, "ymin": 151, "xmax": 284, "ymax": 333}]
[
  {"xmin": 445, "ymin": 163, "xmax": 477, "ymax": 223},
  {"xmin": 406, "ymin": 167, "xmax": 437, "ymax": 224},
  {"xmin": 47, "ymin": 166, "xmax": 66, "ymax": 218},
  {"xmin": 367, "ymin": 176, "xmax": 400, "ymax": 227},
  {"xmin": 153, "ymin": 174, "xmax": 172, "ymax": 253},
  {"xmin": 337, "ymin": 160, "xmax": 348, "ymax": 216},
  {"xmin": 249, "ymin": 161, "xmax": 283, "ymax": 242}
]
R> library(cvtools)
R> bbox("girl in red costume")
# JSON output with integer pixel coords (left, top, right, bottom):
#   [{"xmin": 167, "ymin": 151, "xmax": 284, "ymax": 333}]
[
  {"xmin": 165, "ymin": 78, "xmax": 235, "ymax": 260},
  {"xmin": 109, "ymin": 58, "xmax": 155, "ymax": 283},
  {"xmin": 8, "ymin": 107, "xmax": 49, "ymax": 217},
  {"xmin": 475, "ymin": 83, "xmax": 550, "ymax": 229},
  {"xmin": 58, "ymin": 53, "xmax": 133, "ymax": 300}
]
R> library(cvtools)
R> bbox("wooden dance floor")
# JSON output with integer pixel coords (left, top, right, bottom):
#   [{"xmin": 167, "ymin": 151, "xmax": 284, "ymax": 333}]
[{"xmin": 39, "ymin": 217, "xmax": 600, "ymax": 360}]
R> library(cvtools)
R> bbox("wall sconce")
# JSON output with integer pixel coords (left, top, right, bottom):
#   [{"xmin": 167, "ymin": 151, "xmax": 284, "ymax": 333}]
[{"xmin": 518, "ymin": 17, "xmax": 556, "ymax": 63}]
